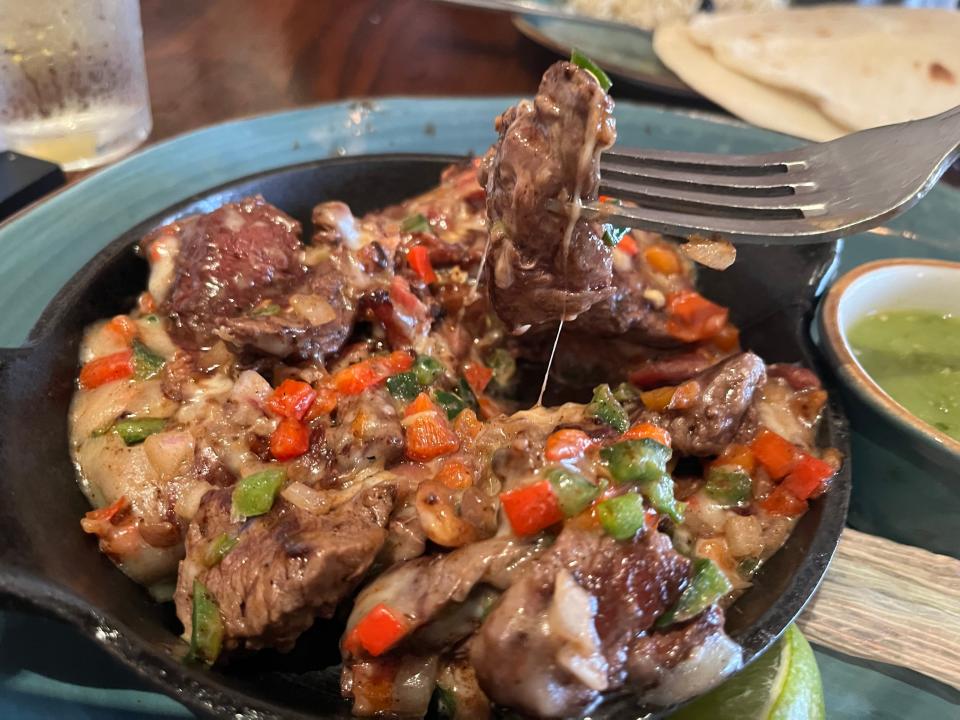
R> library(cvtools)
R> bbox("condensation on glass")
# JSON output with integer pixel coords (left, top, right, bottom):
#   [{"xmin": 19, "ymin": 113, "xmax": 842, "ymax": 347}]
[{"xmin": 0, "ymin": 0, "xmax": 152, "ymax": 171}]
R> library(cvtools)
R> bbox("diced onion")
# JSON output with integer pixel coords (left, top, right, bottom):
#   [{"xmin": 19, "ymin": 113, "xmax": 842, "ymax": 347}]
[
  {"xmin": 176, "ymin": 480, "xmax": 214, "ymax": 521},
  {"xmin": 143, "ymin": 430, "xmax": 195, "ymax": 481},
  {"xmin": 549, "ymin": 569, "xmax": 609, "ymax": 691},
  {"xmin": 681, "ymin": 236, "xmax": 736, "ymax": 271},
  {"xmin": 281, "ymin": 481, "xmax": 329, "ymax": 514},
  {"xmin": 289, "ymin": 294, "xmax": 337, "ymax": 325}
]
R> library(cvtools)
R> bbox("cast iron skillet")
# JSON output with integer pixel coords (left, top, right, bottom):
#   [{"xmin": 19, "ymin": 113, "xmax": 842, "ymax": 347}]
[{"xmin": 0, "ymin": 155, "xmax": 850, "ymax": 719}]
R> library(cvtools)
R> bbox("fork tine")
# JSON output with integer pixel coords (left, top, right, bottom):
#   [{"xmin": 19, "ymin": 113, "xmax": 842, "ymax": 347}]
[
  {"xmin": 597, "ymin": 178, "xmax": 827, "ymax": 216},
  {"xmin": 602, "ymin": 146, "xmax": 807, "ymax": 173},
  {"xmin": 599, "ymin": 159, "xmax": 818, "ymax": 195},
  {"xmin": 581, "ymin": 201, "xmax": 845, "ymax": 243}
]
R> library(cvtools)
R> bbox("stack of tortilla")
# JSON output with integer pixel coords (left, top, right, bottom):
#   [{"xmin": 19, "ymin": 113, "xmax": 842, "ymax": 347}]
[{"xmin": 653, "ymin": 6, "xmax": 960, "ymax": 141}]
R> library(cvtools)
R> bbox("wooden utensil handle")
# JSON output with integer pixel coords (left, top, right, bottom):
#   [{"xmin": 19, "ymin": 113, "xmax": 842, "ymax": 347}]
[{"xmin": 798, "ymin": 528, "xmax": 960, "ymax": 690}]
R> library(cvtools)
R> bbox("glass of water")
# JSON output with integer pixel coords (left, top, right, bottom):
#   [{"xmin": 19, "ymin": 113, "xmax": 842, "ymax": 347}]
[{"xmin": 0, "ymin": 0, "xmax": 152, "ymax": 171}]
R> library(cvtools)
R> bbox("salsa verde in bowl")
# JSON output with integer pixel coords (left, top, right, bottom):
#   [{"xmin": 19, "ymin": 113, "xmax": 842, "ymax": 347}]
[{"xmin": 819, "ymin": 258, "xmax": 960, "ymax": 558}]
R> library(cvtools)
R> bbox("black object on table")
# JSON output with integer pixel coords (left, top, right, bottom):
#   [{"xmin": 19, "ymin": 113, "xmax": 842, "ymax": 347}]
[{"xmin": 0, "ymin": 151, "xmax": 66, "ymax": 222}]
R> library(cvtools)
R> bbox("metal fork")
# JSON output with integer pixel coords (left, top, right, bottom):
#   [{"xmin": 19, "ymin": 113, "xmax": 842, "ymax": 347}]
[{"xmin": 589, "ymin": 105, "xmax": 960, "ymax": 244}]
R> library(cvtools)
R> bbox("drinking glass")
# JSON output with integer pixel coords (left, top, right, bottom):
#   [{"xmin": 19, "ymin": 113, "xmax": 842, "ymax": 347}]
[{"xmin": 0, "ymin": 0, "xmax": 152, "ymax": 171}]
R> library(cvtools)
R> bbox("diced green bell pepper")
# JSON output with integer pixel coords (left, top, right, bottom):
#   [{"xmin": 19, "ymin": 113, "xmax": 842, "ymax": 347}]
[
  {"xmin": 601, "ymin": 438, "xmax": 672, "ymax": 485},
  {"xmin": 612, "ymin": 382, "xmax": 639, "ymax": 403},
  {"xmin": 435, "ymin": 685, "xmax": 456, "ymax": 719},
  {"xmin": 387, "ymin": 371, "xmax": 422, "ymax": 401},
  {"xmin": 250, "ymin": 303, "xmax": 281, "ymax": 317},
  {"xmin": 413, "ymin": 355, "xmax": 444, "ymax": 386},
  {"xmin": 656, "ymin": 557, "xmax": 733, "ymax": 628},
  {"xmin": 486, "ymin": 348, "xmax": 516, "ymax": 390},
  {"xmin": 643, "ymin": 472, "xmax": 686, "ymax": 524},
  {"xmin": 187, "ymin": 579, "xmax": 224, "ymax": 665},
  {"xmin": 601, "ymin": 440, "xmax": 683, "ymax": 522},
  {"xmin": 570, "ymin": 49, "xmax": 612, "ymax": 92},
  {"xmin": 132, "ymin": 340, "xmax": 165, "ymax": 380},
  {"xmin": 114, "ymin": 417, "xmax": 166, "ymax": 445},
  {"xmin": 598, "ymin": 492, "xmax": 647, "ymax": 540},
  {"xmin": 434, "ymin": 378, "xmax": 478, "ymax": 420},
  {"xmin": 232, "ymin": 468, "xmax": 286, "ymax": 519},
  {"xmin": 435, "ymin": 390, "xmax": 467, "ymax": 420},
  {"xmin": 400, "ymin": 212, "xmax": 430, "ymax": 234},
  {"xmin": 588, "ymin": 384, "xmax": 629, "ymax": 433},
  {"xmin": 388, "ymin": 355, "xmax": 445, "ymax": 400},
  {"xmin": 203, "ymin": 533, "xmax": 238, "ymax": 567},
  {"xmin": 602, "ymin": 224, "xmax": 630, "ymax": 248},
  {"xmin": 705, "ymin": 466, "xmax": 753, "ymax": 508},
  {"xmin": 546, "ymin": 467, "xmax": 599, "ymax": 517}
]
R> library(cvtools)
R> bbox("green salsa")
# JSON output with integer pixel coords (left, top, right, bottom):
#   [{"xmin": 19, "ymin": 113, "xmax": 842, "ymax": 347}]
[{"xmin": 848, "ymin": 310, "xmax": 960, "ymax": 441}]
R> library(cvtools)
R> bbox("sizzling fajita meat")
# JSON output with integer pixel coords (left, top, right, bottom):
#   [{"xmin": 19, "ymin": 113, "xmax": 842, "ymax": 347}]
[
  {"xmin": 479, "ymin": 61, "xmax": 616, "ymax": 332},
  {"xmin": 69, "ymin": 57, "xmax": 840, "ymax": 719}
]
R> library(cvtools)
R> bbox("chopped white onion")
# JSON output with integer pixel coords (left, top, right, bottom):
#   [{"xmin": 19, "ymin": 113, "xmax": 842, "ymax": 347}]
[
  {"xmin": 143, "ymin": 430, "xmax": 195, "ymax": 481},
  {"xmin": 281, "ymin": 481, "xmax": 329, "ymax": 514},
  {"xmin": 681, "ymin": 236, "xmax": 736, "ymax": 271},
  {"xmin": 289, "ymin": 294, "xmax": 337, "ymax": 325},
  {"xmin": 549, "ymin": 569, "xmax": 609, "ymax": 692}
]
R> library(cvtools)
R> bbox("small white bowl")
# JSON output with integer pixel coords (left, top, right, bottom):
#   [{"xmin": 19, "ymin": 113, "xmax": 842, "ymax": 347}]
[{"xmin": 818, "ymin": 258, "xmax": 960, "ymax": 557}]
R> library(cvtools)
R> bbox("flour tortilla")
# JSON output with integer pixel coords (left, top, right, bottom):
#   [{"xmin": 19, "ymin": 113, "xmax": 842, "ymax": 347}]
[
  {"xmin": 652, "ymin": 22, "xmax": 849, "ymax": 142},
  {"xmin": 687, "ymin": 7, "xmax": 960, "ymax": 131}
]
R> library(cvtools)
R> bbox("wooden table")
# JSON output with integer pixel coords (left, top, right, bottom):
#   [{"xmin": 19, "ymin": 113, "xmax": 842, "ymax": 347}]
[{"xmin": 139, "ymin": 0, "xmax": 710, "ymax": 142}]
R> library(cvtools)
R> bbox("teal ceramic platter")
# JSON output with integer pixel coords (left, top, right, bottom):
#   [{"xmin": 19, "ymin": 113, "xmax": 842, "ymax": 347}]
[
  {"xmin": 0, "ymin": 98, "xmax": 958, "ymax": 718},
  {"xmin": 514, "ymin": 14, "xmax": 694, "ymax": 96}
]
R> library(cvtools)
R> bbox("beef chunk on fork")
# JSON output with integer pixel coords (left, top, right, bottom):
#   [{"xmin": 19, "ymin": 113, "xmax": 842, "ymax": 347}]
[
  {"xmin": 174, "ymin": 483, "xmax": 396, "ymax": 654},
  {"xmin": 152, "ymin": 196, "xmax": 307, "ymax": 348},
  {"xmin": 640, "ymin": 352, "xmax": 767, "ymax": 456},
  {"xmin": 479, "ymin": 61, "xmax": 617, "ymax": 332}
]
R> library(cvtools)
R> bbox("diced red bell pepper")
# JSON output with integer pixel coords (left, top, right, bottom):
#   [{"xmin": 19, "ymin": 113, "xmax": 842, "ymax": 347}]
[
  {"xmin": 500, "ymin": 479, "xmax": 564, "ymax": 537},
  {"xmin": 81, "ymin": 496, "xmax": 130, "ymax": 534},
  {"xmin": 345, "ymin": 603, "xmax": 409, "ymax": 657},
  {"xmin": 333, "ymin": 351, "xmax": 414, "ymax": 396},
  {"xmin": 406, "ymin": 245, "xmax": 437, "ymax": 284},
  {"xmin": 751, "ymin": 429, "xmax": 799, "ymax": 480},
  {"xmin": 544, "ymin": 429, "xmax": 595, "ymax": 462},
  {"xmin": 306, "ymin": 380, "xmax": 339, "ymax": 419},
  {"xmin": 760, "ymin": 485, "xmax": 808, "ymax": 517},
  {"xmin": 622, "ymin": 422, "xmax": 671, "ymax": 448},
  {"xmin": 435, "ymin": 458, "xmax": 474, "ymax": 490},
  {"xmin": 108, "ymin": 316, "xmax": 138, "ymax": 344},
  {"xmin": 618, "ymin": 235, "xmax": 638, "ymax": 256},
  {"xmin": 643, "ymin": 245, "xmax": 680, "ymax": 275},
  {"xmin": 463, "ymin": 361, "xmax": 493, "ymax": 395},
  {"xmin": 665, "ymin": 290, "xmax": 729, "ymax": 343},
  {"xmin": 266, "ymin": 379, "xmax": 317, "ymax": 420},
  {"xmin": 711, "ymin": 443, "xmax": 756, "ymax": 474},
  {"xmin": 79, "ymin": 350, "xmax": 134, "ymax": 389},
  {"xmin": 712, "ymin": 323, "xmax": 740, "ymax": 353},
  {"xmin": 403, "ymin": 393, "xmax": 460, "ymax": 462},
  {"xmin": 782, "ymin": 454, "xmax": 834, "ymax": 500},
  {"xmin": 270, "ymin": 418, "xmax": 311, "ymax": 460}
]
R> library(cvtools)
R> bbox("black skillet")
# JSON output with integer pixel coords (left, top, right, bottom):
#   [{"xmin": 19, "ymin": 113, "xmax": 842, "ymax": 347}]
[{"xmin": 0, "ymin": 155, "xmax": 851, "ymax": 719}]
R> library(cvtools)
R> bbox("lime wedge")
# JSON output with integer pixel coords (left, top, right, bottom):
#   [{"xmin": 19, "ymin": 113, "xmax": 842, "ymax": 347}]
[{"xmin": 669, "ymin": 624, "xmax": 825, "ymax": 720}]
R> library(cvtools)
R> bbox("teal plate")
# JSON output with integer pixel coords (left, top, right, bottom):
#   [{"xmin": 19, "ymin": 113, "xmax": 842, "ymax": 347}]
[
  {"xmin": 1, "ymin": 99, "xmax": 958, "ymax": 718},
  {"xmin": 513, "ymin": 14, "xmax": 694, "ymax": 97}
]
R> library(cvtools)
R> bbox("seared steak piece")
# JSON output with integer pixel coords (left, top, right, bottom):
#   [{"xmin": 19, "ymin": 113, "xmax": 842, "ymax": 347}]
[
  {"xmin": 174, "ymin": 482, "xmax": 396, "ymax": 654},
  {"xmin": 479, "ymin": 61, "xmax": 616, "ymax": 332},
  {"xmin": 153, "ymin": 196, "xmax": 307, "ymax": 348},
  {"xmin": 626, "ymin": 605, "xmax": 741, "ymax": 706},
  {"xmin": 641, "ymin": 352, "xmax": 767, "ymax": 456},
  {"xmin": 470, "ymin": 527, "xmax": 690, "ymax": 718},
  {"xmin": 217, "ymin": 258, "xmax": 355, "ymax": 362}
]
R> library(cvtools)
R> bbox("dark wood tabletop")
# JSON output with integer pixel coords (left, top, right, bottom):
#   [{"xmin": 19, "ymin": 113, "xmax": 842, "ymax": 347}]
[{"xmin": 139, "ymin": 0, "xmax": 708, "ymax": 142}]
